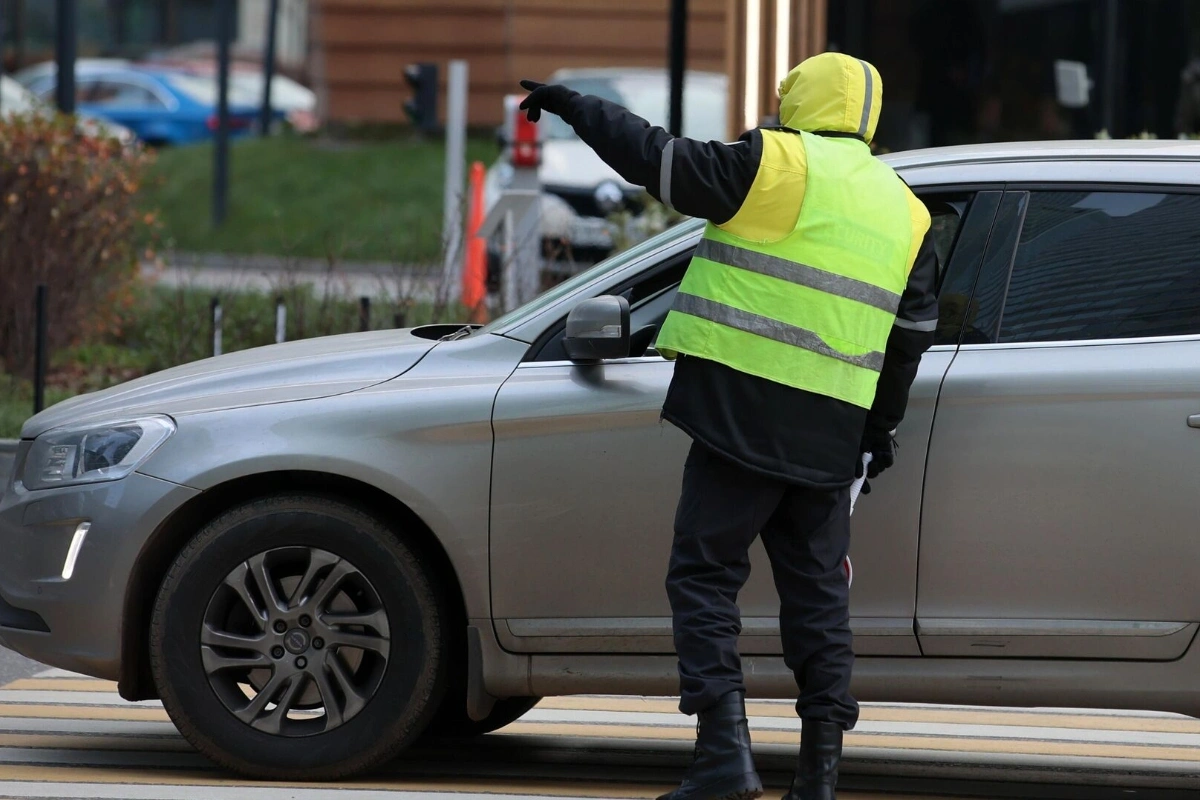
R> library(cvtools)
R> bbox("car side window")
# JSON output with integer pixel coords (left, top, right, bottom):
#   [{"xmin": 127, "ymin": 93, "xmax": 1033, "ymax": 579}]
[
  {"xmin": 998, "ymin": 191, "xmax": 1200, "ymax": 343},
  {"xmin": 86, "ymin": 80, "xmax": 165, "ymax": 109}
]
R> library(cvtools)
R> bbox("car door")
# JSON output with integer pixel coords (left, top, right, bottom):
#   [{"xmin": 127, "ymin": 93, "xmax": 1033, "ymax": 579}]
[
  {"xmin": 918, "ymin": 185, "xmax": 1200, "ymax": 660},
  {"xmin": 489, "ymin": 189, "xmax": 998, "ymax": 657}
]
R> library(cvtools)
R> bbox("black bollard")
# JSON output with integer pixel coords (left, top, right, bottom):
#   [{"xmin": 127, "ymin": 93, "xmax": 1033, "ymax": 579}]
[{"xmin": 359, "ymin": 297, "xmax": 370, "ymax": 332}]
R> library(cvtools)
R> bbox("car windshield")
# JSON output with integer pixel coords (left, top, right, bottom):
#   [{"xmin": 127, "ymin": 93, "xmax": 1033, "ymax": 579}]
[
  {"xmin": 477, "ymin": 219, "xmax": 703, "ymax": 336},
  {"xmin": 542, "ymin": 75, "xmax": 727, "ymax": 143}
]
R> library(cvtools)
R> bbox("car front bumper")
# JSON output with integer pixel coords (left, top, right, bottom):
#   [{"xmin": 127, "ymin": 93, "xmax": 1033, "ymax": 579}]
[{"xmin": 0, "ymin": 451, "xmax": 198, "ymax": 679}]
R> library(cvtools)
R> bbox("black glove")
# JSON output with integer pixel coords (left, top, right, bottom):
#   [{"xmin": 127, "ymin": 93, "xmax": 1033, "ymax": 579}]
[
  {"xmin": 518, "ymin": 80, "xmax": 578, "ymax": 123},
  {"xmin": 860, "ymin": 429, "xmax": 897, "ymax": 480}
]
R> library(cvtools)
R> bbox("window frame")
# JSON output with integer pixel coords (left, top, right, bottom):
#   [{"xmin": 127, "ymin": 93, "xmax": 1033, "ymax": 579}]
[
  {"xmin": 967, "ymin": 184, "xmax": 1200, "ymax": 350},
  {"xmin": 525, "ymin": 251, "xmax": 692, "ymax": 363}
]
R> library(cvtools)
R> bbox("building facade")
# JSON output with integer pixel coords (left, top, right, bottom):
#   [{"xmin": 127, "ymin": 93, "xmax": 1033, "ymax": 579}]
[{"xmin": 4, "ymin": 0, "xmax": 1200, "ymax": 149}]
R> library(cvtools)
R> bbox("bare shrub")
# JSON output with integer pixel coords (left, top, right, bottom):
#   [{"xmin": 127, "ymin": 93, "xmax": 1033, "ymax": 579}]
[{"xmin": 0, "ymin": 112, "xmax": 155, "ymax": 376}]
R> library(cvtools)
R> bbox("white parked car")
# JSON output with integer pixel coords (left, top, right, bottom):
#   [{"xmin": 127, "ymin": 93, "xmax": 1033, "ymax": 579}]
[{"xmin": 1, "ymin": 74, "xmax": 136, "ymax": 146}]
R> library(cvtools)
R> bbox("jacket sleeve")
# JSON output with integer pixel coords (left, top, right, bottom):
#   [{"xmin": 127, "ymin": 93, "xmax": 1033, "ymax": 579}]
[
  {"xmin": 864, "ymin": 230, "xmax": 939, "ymax": 441},
  {"xmin": 561, "ymin": 93, "xmax": 761, "ymax": 225}
]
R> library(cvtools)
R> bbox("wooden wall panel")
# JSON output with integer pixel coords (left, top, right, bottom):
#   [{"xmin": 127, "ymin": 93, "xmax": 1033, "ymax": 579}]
[{"xmin": 316, "ymin": 0, "xmax": 732, "ymax": 126}]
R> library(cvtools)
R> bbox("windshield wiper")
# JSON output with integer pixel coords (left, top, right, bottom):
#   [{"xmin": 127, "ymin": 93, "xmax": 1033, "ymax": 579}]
[{"xmin": 440, "ymin": 325, "xmax": 479, "ymax": 342}]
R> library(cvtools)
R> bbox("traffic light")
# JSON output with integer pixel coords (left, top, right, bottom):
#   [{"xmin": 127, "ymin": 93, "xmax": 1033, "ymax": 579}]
[{"xmin": 404, "ymin": 63, "xmax": 439, "ymax": 132}]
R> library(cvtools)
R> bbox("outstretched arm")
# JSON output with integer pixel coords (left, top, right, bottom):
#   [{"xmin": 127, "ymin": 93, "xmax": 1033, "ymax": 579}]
[{"xmin": 520, "ymin": 81, "xmax": 760, "ymax": 224}]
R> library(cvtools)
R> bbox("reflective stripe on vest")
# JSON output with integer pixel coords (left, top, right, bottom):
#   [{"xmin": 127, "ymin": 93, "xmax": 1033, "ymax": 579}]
[
  {"xmin": 694, "ymin": 239, "xmax": 901, "ymax": 315},
  {"xmin": 655, "ymin": 129, "xmax": 915, "ymax": 409},
  {"xmin": 673, "ymin": 292, "xmax": 886, "ymax": 371}
]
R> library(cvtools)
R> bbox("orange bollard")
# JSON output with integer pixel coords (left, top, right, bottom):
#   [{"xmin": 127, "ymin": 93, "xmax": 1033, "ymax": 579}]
[{"xmin": 462, "ymin": 161, "xmax": 489, "ymax": 323}]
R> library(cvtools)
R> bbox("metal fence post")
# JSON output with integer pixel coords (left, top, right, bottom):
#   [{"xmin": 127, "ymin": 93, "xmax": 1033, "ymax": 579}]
[
  {"xmin": 211, "ymin": 297, "xmax": 223, "ymax": 357},
  {"xmin": 442, "ymin": 60, "xmax": 469, "ymax": 289},
  {"xmin": 54, "ymin": 0, "xmax": 76, "ymax": 115},
  {"xmin": 259, "ymin": 0, "xmax": 280, "ymax": 136},
  {"xmin": 275, "ymin": 295, "xmax": 286, "ymax": 344},
  {"xmin": 212, "ymin": 0, "xmax": 234, "ymax": 226},
  {"xmin": 33, "ymin": 285, "xmax": 47, "ymax": 415}
]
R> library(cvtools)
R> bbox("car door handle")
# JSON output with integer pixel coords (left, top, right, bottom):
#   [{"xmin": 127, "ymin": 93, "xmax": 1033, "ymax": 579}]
[{"xmin": 1190, "ymin": 415, "xmax": 1200, "ymax": 429}]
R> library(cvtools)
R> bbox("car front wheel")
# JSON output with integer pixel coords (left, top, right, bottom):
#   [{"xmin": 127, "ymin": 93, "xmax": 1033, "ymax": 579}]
[{"xmin": 149, "ymin": 494, "xmax": 446, "ymax": 780}]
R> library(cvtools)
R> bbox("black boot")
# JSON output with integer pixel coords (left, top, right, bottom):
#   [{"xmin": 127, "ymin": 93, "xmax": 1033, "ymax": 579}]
[
  {"xmin": 657, "ymin": 691, "xmax": 764, "ymax": 800},
  {"xmin": 783, "ymin": 720, "xmax": 843, "ymax": 800}
]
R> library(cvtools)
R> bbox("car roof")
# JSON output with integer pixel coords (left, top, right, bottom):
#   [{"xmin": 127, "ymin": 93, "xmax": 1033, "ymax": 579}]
[
  {"xmin": 882, "ymin": 139, "xmax": 1200, "ymax": 169},
  {"xmin": 13, "ymin": 58, "xmax": 132, "ymax": 79}
]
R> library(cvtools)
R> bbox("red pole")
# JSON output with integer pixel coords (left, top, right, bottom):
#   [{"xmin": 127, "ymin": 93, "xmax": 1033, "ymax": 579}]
[{"xmin": 462, "ymin": 161, "xmax": 489, "ymax": 322}]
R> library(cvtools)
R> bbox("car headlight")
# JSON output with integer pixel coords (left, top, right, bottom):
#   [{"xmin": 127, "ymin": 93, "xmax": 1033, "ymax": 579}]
[
  {"xmin": 594, "ymin": 181, "xmax": 625, "ymax": 214},
  {"xmin": 21, "ymin": 416, "xmax": 176, "ymax": 491}
]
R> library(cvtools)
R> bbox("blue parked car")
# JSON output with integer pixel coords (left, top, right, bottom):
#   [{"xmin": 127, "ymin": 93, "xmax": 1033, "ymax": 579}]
[{"xmin": 23, "ymin": 64, "xmax": 275, "ymax": 145}]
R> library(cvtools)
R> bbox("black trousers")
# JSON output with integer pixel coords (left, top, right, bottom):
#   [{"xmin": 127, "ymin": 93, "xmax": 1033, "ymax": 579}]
[{"xmin": 666, "ymin": 441, "xmax": 859, "ymax": 729}]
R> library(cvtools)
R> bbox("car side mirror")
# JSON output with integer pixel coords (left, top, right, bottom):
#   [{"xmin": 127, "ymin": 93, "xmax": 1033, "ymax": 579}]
[{"xmin": 564, "ymin": 296, "xmax": 630, "ymax": 362}]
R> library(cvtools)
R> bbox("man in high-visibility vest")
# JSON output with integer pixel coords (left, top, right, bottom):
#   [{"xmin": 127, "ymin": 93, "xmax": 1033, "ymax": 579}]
[{"xmin": 520, "ymin": 53, "xmax": 938, "ymax": 800}]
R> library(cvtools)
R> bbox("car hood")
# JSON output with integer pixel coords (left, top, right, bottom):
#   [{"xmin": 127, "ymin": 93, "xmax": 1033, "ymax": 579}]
[
  {"xmin": 540, "ymin": 139, "xmax": 636, "ymax": 191},
  {"xmin": 21, "ymin": 329, "xmax": 440, "ymax": 438}
]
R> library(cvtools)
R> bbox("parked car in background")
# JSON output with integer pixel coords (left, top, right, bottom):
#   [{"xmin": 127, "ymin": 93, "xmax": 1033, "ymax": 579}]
[
  {"xmin": 1, "ymin": 74, "xmax": 136, "ymax": 147},
  {"xmin": 19, "ymin": 62, "xmax": 274, "ymax": 145},
  {"xmin": 6, "ymin": 140, "xmax": 1200, "ymax": 781},
  {"xmin": 142, "ymin": 58, "xmax": 319, "ymax": 133},
  {"xmin": 17, "ymin": 56, "xmax": 317, "ymax": 134},
  {"xmin": 484, "ymin": 68, "xmax": 728, "ymax": 271}
]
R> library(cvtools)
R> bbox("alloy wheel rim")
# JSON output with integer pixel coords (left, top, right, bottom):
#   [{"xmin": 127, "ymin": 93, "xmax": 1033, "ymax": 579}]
[{"xmin": 200, "ymin": 546, "xmax": 391, "ymax": 737}]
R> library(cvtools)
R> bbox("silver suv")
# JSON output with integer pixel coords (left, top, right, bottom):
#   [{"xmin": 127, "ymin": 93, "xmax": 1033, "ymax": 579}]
[{"xmin": 3, "ymin": 140, "xmax": 1200, "ymax": 780}]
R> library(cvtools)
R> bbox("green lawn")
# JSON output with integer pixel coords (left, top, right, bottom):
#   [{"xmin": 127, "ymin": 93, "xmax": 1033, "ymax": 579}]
[{"xmin": 143, "ymin": 135, "xmax": 498, "ymax": 262}]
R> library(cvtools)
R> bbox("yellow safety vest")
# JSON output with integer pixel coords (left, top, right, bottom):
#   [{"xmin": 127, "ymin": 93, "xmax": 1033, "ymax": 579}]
[{"xmin": 656, "ymin": 129, "xmax": 919, "ymax": 409}]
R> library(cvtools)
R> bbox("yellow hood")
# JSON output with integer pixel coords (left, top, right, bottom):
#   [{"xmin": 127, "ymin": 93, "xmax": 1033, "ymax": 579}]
[{"xmin": 778, "ymin": 52, "xmax": 882, "ymax": 143}]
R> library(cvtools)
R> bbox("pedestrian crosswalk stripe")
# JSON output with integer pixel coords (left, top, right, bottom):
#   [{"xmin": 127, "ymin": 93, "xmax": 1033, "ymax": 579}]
[
  {"xmin": 0, "ymin": 670, "xmax": 1191, "ymax": 796},
  {"xmin": 2, "ymin": 680, "xmax": 119, "ymax": 693}
]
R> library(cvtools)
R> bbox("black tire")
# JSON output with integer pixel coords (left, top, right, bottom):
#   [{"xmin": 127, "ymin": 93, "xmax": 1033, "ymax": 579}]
[
  {"xmin": 424, "ymin": 694, "xmax": 541, "ymax": 739},
  {"xmin": 149, "ymin": 493, "xmax": 447, "ymax": 780}
]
